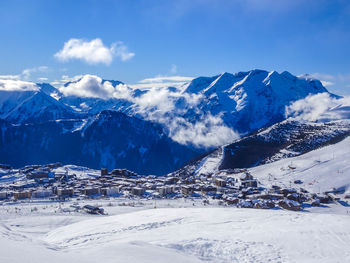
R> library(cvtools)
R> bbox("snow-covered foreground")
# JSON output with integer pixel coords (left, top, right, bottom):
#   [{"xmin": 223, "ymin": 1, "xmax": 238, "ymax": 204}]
[{"xmin": 0, "ymin": 200, "xmax": 349, "ymax": 263}]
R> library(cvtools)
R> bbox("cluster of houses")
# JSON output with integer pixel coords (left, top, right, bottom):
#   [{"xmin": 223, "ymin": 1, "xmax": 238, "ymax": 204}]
[{"xmin": 0, "ymin": 163, "xmax": 347, "ymax": 211}]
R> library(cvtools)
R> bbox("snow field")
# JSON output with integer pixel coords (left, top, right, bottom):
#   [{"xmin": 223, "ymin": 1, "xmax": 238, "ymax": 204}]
[{"xmin": 0, "ymin": 201, "xmax": 349, "ymax": 263}]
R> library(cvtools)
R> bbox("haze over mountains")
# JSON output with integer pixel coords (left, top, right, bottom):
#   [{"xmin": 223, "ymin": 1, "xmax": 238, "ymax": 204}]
[{"xmin": 0, "ymin": 69, "xmax": 343, "ymax": 174}]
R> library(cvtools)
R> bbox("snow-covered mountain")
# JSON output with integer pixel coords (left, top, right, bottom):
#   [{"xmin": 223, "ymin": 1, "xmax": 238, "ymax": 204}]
[
  {"xmin": 0, "ymin": 70, "xmax": 334, "ymax": 174},
  {"xmin": 181, "ymin": 70, "xmax": 328, "ymax": 133},
  {"xmin": 53, "ymin": 70, "xmax": 331, "ymax": 148},
  {"xmin": 0, "ymin": 89, "xmax": 78, "ymax": 123},
  {"xmin": 174, "ymin": 115, "xmax": 350, "ymax": 178},
  {"xmin": 0, "ymin": 110, "xmax": 199, "ymax": 175}
]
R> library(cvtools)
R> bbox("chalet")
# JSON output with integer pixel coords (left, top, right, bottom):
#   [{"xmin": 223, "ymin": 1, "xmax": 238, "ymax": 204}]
[
  {"xmin": 45, "ymin": 162, "xmax": 62, "ymax": 169},
  {"xmin": 241, "ymin": 180, "xmax": 258, "ymax": 188},
  {"xmin": 181, "ymin": 186, "xmax": 194, "ymax": 196},
  {"xmin": 0, "ymin": 192, "xmax": 8, "ymax": 200},
  {"xmin": 255, "ymin": 193, "xmax": 284, "ymax": 200},
  {"xmin": 240, "ymin": 173, "xmax": 253, "ymax": 181},
  {"xmin": 111, "ymin": 169, "xmax": 123, "ymax": 176},
  {"xmin": 32, "ymin": 189, "xmax": 52, "ymax": 198},
  {"xmin": 158, "ymin": 186, "xmax": 173, "ymax": 196},
  {"xmin": 327, "ymin": 193, "xmax": 340, "ymax": 202},
  {"xmin": 101, "ymin": 187, "xmax": 119, "ymax": 196},
  {"xmin": 101, "ymin": 168, "xmax": 108, "ymax": 176},
  {"xmin": 311, "ymin": 199, "xmax": 320, "ymax": 206},
  {"xmin": 11, "ymin": 180, "xmax": 37, "ymax": 190},
  {"xmin": 111, "ymin": 169, "xmax": 137, "ymax": 178},
  {"xmin": 106, "ymin": 186, "xmax": 120, "ymax": 196},
  {"xmin": 200, "ymin": 185, "xmax": 217, "ymax": 193},
  {"xmin": 57, "ymin": 188, "xmax": 74, "ymax": 197},
  {"xmin": 254, "ymin": 200, "xmax": 275, "ymax": 209},
  {"xmin": 26, "ymin": 170, "xmax": 49, "ymax": 179},
  {"xmin": 83, "ymin": 205, "xmax": 104, "ymax": 215},
  {"xmin": 13, "ymin": 191, "xmax": 32, "ymax": 200},
  {"xmin": 165, "ymin": 177, "xmax": 178, "ymax": 185},
  {"xmin": 280, "ymin": 188, "xmax": 297, "ymax": 196},
  {"xmin": 83, "ymin": 187, "xmax": 101, "ymax": 196},
  {"xmin": 143, "ymin": 182, "xmax": 156, "ymax": 190},
  {"xmin": 131, "ymin": 187, "xmax": 145, "ymax": 196},
  {"xmin": 214, "ymin": 178, "xmax": 227, "ymax": 187},
  {"xmin": 223, "ymin": 195, "xmax": 239, "ymax": 205},
  {"xmin": 287, "ymin": 193, "xmax": 307, "ymax": 203},
  {"xmin": 278, "ymin": 200, "xmax": 301, "ymax": 211}
]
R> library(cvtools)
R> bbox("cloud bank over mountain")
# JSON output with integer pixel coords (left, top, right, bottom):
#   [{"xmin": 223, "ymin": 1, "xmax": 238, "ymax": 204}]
[
  {"xmin": 58, "ymin": 74, "xmax": 238, "ymax": 148},
  {"xmin": 286, "ymin": 93, "xmax": 350, "ymax": 122},
  {"xmin": 0, "ymin": 79, "xmax": 39, "ymax": 91}
]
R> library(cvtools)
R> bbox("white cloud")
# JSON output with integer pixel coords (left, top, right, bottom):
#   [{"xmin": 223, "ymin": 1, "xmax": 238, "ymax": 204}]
[
  {"xmin": 129, "ymin": 82, "xmax": 187, "ymax": 89},
  {"xmin": 54, "ymin": 38, "xmax": 134, "ymax": 65},
  {"xmin": 0, "ymin": 79, "xmax": 39, "ymax": 91},
  {"xmin": 0, "ymin": 74, "xmax": 20, "ymax": 80},
  {"xmin": 112, "ymin": 41, "xmax": 135, "ymax": 61},
  {"xmin": 22, "ymin": 66, "xmax": 49, "ymax": 80},
  {"xmin": 0, "ymin": 66, "xmax": 48, "ymax": 81},
  {"xmin": 131, "ymin": 75, "xmax": 194, "ymax": 89},
  {"xmin": 61, "ymin": 74, "xmax": 84, "ymax": 83},
  {"xmin": 37, "ymin": 77, "xmax": 48, "ymax": 82},
  {"xmin": 139, "ymin": 76, "xmax": 194, "ymax": 84},
  {"xmin": 58, "ymin": 74, "xmax": 134, "ymax": 101},
  {"xmin": 285, "ymin": 93, "xmax": 350, "ymax": 122},
  {"xmin": 130, "ymin": 85, "xmax": 237, "ymax": 148},
  {"xmin": 168, "ymin": 115, "xmax": 239, "ymax": 148},
  {"xmin": 59, "ymin": 75, "xmax": 115, "ymax": 98}
]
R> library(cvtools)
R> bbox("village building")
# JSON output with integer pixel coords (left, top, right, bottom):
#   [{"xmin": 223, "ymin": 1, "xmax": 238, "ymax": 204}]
[
  {"xmin": 83, "ymin": 205, "xmax": 104, "ymax": 215},
  {"xmin": 101, "ymin": 168, "xmax": 108, "ymax": 176},
  {"xmin": 57, "ymin": 188, "xmax": 74, "ymax": 197},
  {"xmin": 32, "ymin": 189, "xmax": 52, "ymax": 198},
  {"xmin": 181, "ymin": 185, "xmax": 194, "ymax": 196},
  {"xmin": 101, "ymin": 187, "xmax": 120, "ymax": 196},
  {"xmin": 214, "ymin": 178, "xmax": 227, "ymax": 187},
  {"xmin": 131, "ymin": 187, "xmax": 145, "ymax": 196},
  {"xmin": 158, "ymin": 186, "xmax": 174, "ymax": 196},
  {"xmin": 84, "ymin": 187, "xmax": 101, "ymax": 196},
  {"xmin": 0, "ymin": 191, "xmax": 8, "ymax": 200},
  {"xmin": 26, "ymin": 170, "xmax": 50, "ymax": 179},
  {"xmin": 13, "ymin": 191, "xmax": 32, "ymax": 199},
  {"xmin": 241, "ymin": 180, "xmax": 258, "ymax": 188}
]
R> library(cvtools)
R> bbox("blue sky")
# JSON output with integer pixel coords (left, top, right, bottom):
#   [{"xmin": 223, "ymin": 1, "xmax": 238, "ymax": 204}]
[{"xmin": 0, "ymin": 0, "xmax": 350, "ymax": 94}]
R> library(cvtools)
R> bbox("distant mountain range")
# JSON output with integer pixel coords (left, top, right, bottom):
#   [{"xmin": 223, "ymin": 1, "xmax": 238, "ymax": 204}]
[{"xmin": 0, "ymin": 70, "xmax": 334, "ymax": 174}]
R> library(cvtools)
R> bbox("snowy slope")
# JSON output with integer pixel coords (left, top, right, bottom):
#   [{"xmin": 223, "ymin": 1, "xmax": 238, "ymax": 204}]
[
  {"xmin": 178, "ymin": 117, "xmax": 350, "ymax": 173},
  {"xmin": 175, "ymin": 118, "xmax": 350, "ymax": 196},
  {"xmin": 250, "ymin": 135, "xmax": 350, "ymax": 194},
  {"xmin": 0, "ymin": 203, "xmax": 349, "ymax": 263}
]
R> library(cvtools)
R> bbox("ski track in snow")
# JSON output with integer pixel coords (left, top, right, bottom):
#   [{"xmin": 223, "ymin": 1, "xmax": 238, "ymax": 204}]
[{"xmin": 194, "ymin": 147, "xmax": 223, "ymax": 176}]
